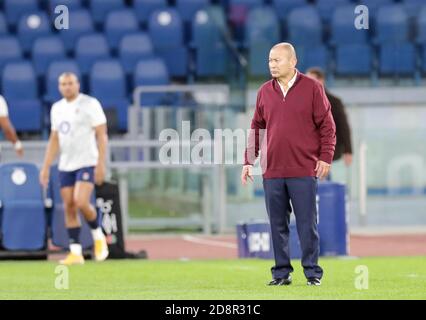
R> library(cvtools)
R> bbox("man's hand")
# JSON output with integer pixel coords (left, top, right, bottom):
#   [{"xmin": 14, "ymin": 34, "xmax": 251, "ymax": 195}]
[
  {"xmin": 241, "ymin": 165, "xmax": 254, "ymax": 186},
  {"xmin": 343, "ymin": 153, "xmax": 353, "ymax": 167},
  {"xmin": 95, "ymin": 163, "xmax": 106, "ymax": 185},
  {"xmin": 315, "ymin": 160, "xmax": 331, "ymax": 180},
  {"xmin": 15, "ymin": 147, "xmax": 24, "ymax": 157},
  {"xmin": 39, "ymin": 167, "xmax": 49, "ymax": 189},
  {"xmin": 14, "ymin": 141, "xmax": 24, "ymax": 157}
]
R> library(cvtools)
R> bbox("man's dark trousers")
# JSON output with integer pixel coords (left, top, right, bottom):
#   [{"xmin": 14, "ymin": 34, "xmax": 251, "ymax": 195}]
[{"xmin": 263, "ymin": 177, "xmax": 323, "ymax": 280}]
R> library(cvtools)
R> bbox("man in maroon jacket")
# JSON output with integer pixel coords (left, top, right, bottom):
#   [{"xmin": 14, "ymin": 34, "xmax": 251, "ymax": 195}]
[{"xmin": 241, "ymin": 43, "xmax": 336, "ymax": 286}]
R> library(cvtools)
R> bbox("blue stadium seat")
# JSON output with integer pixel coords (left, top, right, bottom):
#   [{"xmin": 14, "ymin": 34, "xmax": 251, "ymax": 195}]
[
  {"xmin": 191, "ymin": 8, "xmax": 228, "ymax": 78},
  {"xmin": 158, "ymin": 47, "xmax": 188, "ymax": 78},
  {"xmin": 1, "ymin": 61, "xmax": 42, "ymax": 131},
  {"xmin": 0, "ymin": 163, "xmax": 46, "ymax": 251},
  {"xmin": 245, "ymin": 7, "xmax": 280, "ymax": 77},
  {"xmin": 336, "ymin": 44, "xmax": 372, "ymax": 76},
  {"xmin": 133, "ymin": 58, "xmax": 170, "ymax": 106},
  {"xmin": 58, "ymin": 9, "xmax": 94, "ymax": 52},
  {"xmin": 134, "ymin": 58, "xmax": 170, "ymax": 86},
  {"xmin": 358, "ymin": 0, "xmax": 394, "ymax": 18},
  {"xmin": 90, "ymin": 0, "xmax": 125, "ymax": 26},
  {"xmin": 105, "ymin": 9, "xmax": 139, "ymax": 52},
  {"xmin": 32, "ymin": 36, "xmax": 66, "ymax": 76},
  {"xmin": 416, "ymin": 6, "xmax": 426, "ymax": 44},
  {"xmin": 133, "ymin": 0, "xmax": 168, "ymax": 25},
  {"xmin": 45, "ymin": 60, "xmax": 81, "ymax": 103},
  {"xmin": 48, "ymin": 165, "xmax": 96, "ymax": 250},
  {"xmin": 191, "ymin": 7, "xmax": 226, "ymax": 49},
  {"xmin": 316, "ymin": 0, "xmax": 350, "ymax": 24},
  {"xmin": 248, "ymin": 38, "xmax": 273, "ymax": 77},
  {"xmin": 196, "ymin": 43, "xmax": 228, "ymax": 77},
  {"xmin": 17, "ymin": 12, "xmax": 52, "ymax": 53},
  {"xmin": 379, "ymin": 42, "xmax": 416, "ymax": 75},
  {"xmin": 272, "ymin": 0, "xmax": 308, "ymax": 20},
  {"xmin": 295, "ymin": 45, "xmax": 329, "ymax": 73},
  {"xmin": 245, "ymin": 7, "xmax": 280, "ymax": 47},
  {"xmin": 149, "ymin": 9, "xmax": 184, "ymax": 50},
  {"xmin": 75, "ymin": 34, "xmax": 110, "ymax": 75},
  {"xmin": 119, "ymin": 33, "xmax": 155, "ymax": 74},
  {"xmin": 331, "ymin": 5, "xmax": 368, "ymax": 46},
  {"xmin": 89, "ymin": 60, "xmax": 129, "ymax": 132},
  {"xmin": 0, "ymin": 37, "xmax": 23, "ymax": 75},
  {"xmin": 0, "ymin": 13, "xmax": 8, "ymax": 35},
  {"xmin": 4, "ymin": 0, "xmax": 39, "ymax": 28},
  {"xmin": 288, "ymin": 6, "xmax": 323, "ymax": 47},
  {"xmin": 148, "ymin": 9, "xmax": 188, "ymax": 77},
  {"xmin": 376, "ymin": 4, "xmax": 410, "ymax": 44},
  {"xmin": 176, "ymin": 0, "xmax": 209, "ymax": 23},
  {"xmin": 403, "ymin": 0, "xmax": 425, "ymax": 19},
  {"xmin": 48, "ymin": 0, "xmax": 82, "ymax": 12}
]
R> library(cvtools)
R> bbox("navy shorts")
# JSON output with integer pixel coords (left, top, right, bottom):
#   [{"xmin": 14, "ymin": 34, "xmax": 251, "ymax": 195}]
[{"xmin": 58, "ymin": 166, "xmax": 95, "ymax": 188}]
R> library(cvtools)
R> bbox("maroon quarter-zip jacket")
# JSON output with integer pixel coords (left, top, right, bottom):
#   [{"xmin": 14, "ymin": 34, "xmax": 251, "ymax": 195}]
[{"xmin": 245, "ymin": 71, "xmax": 336, "ymax": 179}]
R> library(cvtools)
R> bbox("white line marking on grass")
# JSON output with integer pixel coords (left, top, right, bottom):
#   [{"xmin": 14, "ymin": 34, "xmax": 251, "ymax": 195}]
[
  {"xmin": 182, "ymin": 235, "xmax": 238, "ymax": 249},
  {"xmin": 179, "ymin": 257, "xmax": 190, "ymax": 262}
]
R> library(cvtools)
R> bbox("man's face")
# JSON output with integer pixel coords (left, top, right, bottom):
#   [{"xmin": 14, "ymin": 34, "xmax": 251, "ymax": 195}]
[
  {"xmin": 269, "ymin": 48, "xmax": 297, "ymax": 79},
  {"xmin": 58, "ymin": 75, "xmax": 80, "ymax": 99},
  {"xmin": 307, "ymin": 72, "xmax": 325, "ymax": 85}
]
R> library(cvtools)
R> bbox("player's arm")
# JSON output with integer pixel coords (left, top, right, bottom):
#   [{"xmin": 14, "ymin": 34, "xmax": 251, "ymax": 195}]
[
  {"xmin": 39, "ymin": 130, "xmax": 59, "ymax": 188},
  {"xmin": 94, "ymin": 124, "xmax": 108, "ymax": 185},
  {"xmin": 313, "ymin": 82, "xmax": 336, "ymax": 179},
  {"xmin": 0, "ymin": 116, "xmax": 23, "ymax": 157}
]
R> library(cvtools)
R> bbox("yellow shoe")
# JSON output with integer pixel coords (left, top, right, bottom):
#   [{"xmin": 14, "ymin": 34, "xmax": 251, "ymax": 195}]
[
  {"xmin": 59, "ymin": 253, "xmax": 85, "ymax": 266},
  {"xmin": 94, "ymin": 236, "xmax": 109, "ymax": 262}
]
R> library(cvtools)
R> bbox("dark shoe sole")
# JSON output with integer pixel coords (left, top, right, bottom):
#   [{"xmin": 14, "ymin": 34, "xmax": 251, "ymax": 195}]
[
  {"xmin": 268, "ymin": 277, "xmax": 292, "ymax": 286},
  {"xmin": 307, "ymin": 279, "xmax": 321, "ymax": 286},
  {"xmin": 278, "ymin": 279, "xmax": 292, "ymax": 286}
]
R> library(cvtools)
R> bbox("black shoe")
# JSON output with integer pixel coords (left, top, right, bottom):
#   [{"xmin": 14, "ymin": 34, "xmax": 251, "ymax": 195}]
[
  {"xmin": 307, "ymin": 278, "xmax": 321, "ymax": 286},
  {"xmin": 268, "ymin": 275, "xmax": 292, "ymax": 286}
]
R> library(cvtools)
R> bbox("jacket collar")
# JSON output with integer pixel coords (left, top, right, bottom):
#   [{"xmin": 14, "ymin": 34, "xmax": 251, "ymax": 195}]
[{"xmin": 272, "ymin": 69, "xmax": 302, "ymax": 93}]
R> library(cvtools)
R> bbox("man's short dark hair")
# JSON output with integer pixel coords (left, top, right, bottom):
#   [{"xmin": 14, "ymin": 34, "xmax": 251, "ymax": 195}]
[{"xmin": 306, "ymin": 67, "xmax": 326, "ymax": 80}]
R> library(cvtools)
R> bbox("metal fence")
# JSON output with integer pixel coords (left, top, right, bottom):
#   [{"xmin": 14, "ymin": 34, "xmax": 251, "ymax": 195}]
[{"xmin": 2, "ymin": 85, "xmax": 424, "ymax": 234}]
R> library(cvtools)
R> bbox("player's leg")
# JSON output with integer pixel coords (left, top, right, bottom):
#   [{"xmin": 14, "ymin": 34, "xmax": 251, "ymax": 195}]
[
  {"xmin": 74, "ymin": 167, "xmax": 108, "ymax": 261},
  {"xmin": 59, "ymin": 170, "xmax": 84, "ymax": 265},
  {"xmin": 286, "ymin": 177, "xmax": 323, "ymax": 285},
  {"xmin": 74, "ymin": 181, "xmax": 96, "ymax": 221},
  {"xmin": 263, "ymin": 178, "xmax": 293, "ymax": 285}
]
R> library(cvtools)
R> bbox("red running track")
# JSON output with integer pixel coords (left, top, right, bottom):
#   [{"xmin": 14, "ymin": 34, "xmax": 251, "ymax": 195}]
[{"xmin": 123, "ymin": 233, "xmax": 426, "ymax": 260}]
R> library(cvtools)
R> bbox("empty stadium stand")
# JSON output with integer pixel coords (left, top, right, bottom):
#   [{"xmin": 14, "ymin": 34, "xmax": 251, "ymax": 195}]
[{"xmin": 0, "ymin": 0, "xmax": 424, "ymax": 135}]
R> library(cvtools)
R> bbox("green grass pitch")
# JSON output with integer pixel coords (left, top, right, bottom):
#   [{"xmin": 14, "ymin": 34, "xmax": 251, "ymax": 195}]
[{"xmin": 0, "ymin": 256, "xmax": 425, "ymax": 299}]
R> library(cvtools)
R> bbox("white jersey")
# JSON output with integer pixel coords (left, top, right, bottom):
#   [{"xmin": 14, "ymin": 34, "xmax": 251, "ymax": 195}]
[
  {"xmin": 0, "ymin": 95, "xmax": 9, "ymax": 117},
  {"xmin": 51, "ymin": 94, "xmax": 107, "ymax": 172}
]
